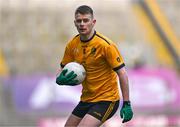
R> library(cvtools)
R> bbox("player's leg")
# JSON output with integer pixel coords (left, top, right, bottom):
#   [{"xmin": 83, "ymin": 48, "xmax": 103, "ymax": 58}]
[
  {"xmin": 78, "ymin": 100, "xmax": 119, "ymax": 127},
  {"xmin": 64, "ymin": 114, "xmax": 82, "ymax": 127},
  {"xmin": 78, "ymin": 114, "xmax": 102, "ymax": 127},
  {"xmin": 65, "ymin": 101, "xmax": 93, "ymax": 127}
]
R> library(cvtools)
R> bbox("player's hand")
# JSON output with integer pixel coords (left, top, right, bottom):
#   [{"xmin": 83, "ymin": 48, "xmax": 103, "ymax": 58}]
[
  {"xmin": 120, "ymin": 101, "xmax": 133, "ymax": 123},
  {"xmin": 56, "ymin": 69, "xmax": 78, "ymax": 86}
]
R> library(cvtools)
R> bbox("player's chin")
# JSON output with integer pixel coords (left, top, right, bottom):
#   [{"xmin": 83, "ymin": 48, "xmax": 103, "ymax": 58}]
[{"xmin": 78, "ymin": 30, "xmax": 88, "ymax": 35}]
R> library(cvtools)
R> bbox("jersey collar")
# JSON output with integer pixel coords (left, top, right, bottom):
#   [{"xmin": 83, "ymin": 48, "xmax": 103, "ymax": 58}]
[{"xmin": 80, "ymin": 31, "xmax": 96, "ymax": 43}]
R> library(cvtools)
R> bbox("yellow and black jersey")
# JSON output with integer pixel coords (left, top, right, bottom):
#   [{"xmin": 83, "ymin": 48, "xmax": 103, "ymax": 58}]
[{"xmin": 61, "ymin": 31, "xmax": 125, "ymax": 102}]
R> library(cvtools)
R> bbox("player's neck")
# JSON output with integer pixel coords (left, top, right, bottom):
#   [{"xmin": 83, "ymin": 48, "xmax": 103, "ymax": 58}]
[{"xmin": 80, "ymin": 30, "xmax": 95, "ymax": 42}]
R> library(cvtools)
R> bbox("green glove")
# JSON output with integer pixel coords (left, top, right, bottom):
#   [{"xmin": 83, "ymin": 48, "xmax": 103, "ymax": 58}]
[
  {"xmin": 56, "ymin": 69, "xmax": 78, "ymax": 86},
  {"xmin": 120, "ymin": 101, "xmax": 133, "ymax": 123}
]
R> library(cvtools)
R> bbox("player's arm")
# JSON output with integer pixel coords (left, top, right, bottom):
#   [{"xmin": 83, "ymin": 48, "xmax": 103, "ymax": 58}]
[
  {"xmin": 56, "ymin": 41, "xmax": 78, "ymax": 86},
  {"xmin": 116, "ymin": 67, "xmax": 133, "ymax": 123},
  {"xmin": 104, "ymin": 43, "xmax": 133, "ymax": 122},
  {"xmin": 116, "ymin": 67, "xmax": 129, "ymax": 101}
]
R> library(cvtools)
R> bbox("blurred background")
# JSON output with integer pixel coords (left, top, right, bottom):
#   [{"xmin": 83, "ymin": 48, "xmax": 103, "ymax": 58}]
[{"xmin": 0, "ymin": 0, "xmax": 180, "ymax": 126}]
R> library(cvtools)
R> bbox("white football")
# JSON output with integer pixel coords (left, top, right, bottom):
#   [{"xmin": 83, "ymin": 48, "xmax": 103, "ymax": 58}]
[{"xmin": 62, "ymin": 62, "xmax": 86, "ymax": 85}]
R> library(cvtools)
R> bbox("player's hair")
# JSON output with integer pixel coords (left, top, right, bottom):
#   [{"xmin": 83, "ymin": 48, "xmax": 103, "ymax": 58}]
[{"xmin": 75, "ymin": 5, "xmax": 94, "ymax": 18}]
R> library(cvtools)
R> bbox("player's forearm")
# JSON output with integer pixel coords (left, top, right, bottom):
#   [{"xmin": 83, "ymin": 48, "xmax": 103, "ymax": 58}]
[
  {"xmin": 119, "ymin": 75, "xmax": 129, "ymax": 101},
  {"xmin": 117, "ymin": 68, "xmax": 130, "ymax": 101}
]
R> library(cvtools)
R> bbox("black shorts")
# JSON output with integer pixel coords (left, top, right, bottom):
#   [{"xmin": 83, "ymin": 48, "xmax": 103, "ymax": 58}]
[{"xmin": 72, "ymin": 100, "xmax": 119, "ymax": 122}]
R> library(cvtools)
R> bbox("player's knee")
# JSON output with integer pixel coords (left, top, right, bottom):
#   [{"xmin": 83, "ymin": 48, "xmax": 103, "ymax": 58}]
[
  {"xmin": 64, "ymin": 114, "xmax": 82, "ymax": 127},
  {"xmin": 78, "ymin": 114, "xmax": 102, "ymax": 127},
  {"xmin": 64, "ymin": 121, "xmax": 77, "ymax": 127}
]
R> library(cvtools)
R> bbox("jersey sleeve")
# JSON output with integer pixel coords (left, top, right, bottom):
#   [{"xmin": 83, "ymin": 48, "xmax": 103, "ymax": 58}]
[
  {"xmin": 105, "ymin": 43, "xmax": 125, "ymax": 71},
  {"xmin": 60, "ymin": 43, "xmax": 74, "ymax": 68}
]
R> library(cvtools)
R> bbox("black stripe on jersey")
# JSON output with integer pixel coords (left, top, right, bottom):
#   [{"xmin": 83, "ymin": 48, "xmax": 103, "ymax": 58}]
[
  {"xmin": 72, "ymin": 34, "xmax": 80, "ymax": 40},
  {"xmin": 70, "ymin": 34, "xmax": 80, "ymax": 42},
  {"xmin": 75, "ymin": 34, "xmax": 80, "ymax": 37},
  {"xmin": 113, "ymin": 63, "xmax": 125, "ymax": 71},
  {"xmin": 96, "ymin": 33, "xmax": 110, "ymax": 45}
]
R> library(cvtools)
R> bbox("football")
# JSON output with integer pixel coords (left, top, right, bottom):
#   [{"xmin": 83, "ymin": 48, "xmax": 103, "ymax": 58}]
[{"xmin": 62, "ymin": 62, "xmax": 86, "ymax": 85}]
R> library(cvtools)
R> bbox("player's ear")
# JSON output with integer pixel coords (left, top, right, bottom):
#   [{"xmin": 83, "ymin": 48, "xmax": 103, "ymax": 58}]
[
  {"xmin": 92, "ymin": 19, "xmax": 96, "ymax": 27},
  {"xmin": 93, "ymin": 19, "xmax": 96, "ymax": 24}
]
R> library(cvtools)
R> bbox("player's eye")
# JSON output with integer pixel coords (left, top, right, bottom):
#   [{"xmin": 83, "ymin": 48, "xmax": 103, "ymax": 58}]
[
  {"xmin": 83, "ymin": 19, "xmax": 89, "ymax": 23},
  {"xmin": 76, "ymin": 19, "xmax": 82, "ymax": 23}
]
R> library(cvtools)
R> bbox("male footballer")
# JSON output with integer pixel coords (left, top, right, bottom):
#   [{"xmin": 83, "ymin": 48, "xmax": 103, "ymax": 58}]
[{"xmin": 56, "ymin": 5, "xmax": 133, "ymax": 127}]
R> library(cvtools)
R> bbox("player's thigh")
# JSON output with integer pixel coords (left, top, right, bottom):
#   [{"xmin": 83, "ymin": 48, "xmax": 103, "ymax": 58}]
[
  {"xmin": 78, "ymin": 114, "xmax": 102, "ymax": 127},
  {"xmin": 88, "ymin": 100, "xmax": 119, "ymax": 123},
  {"xmin": 64, "ymin": 114, "xmax": 82, "ymax": 127},
  {"xmin": 78, "ymin": 100, "xmax": 119, "ymax": 126}
]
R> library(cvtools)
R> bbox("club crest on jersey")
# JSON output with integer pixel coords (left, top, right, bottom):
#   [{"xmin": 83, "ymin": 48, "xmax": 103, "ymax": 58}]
[
  {"xmin": 116, "ymin": 57, "xmax": 121, "ymax": 62},
  {"xmin": 90, "ymin": 47, "xmax": 96, "ymax": 55}
]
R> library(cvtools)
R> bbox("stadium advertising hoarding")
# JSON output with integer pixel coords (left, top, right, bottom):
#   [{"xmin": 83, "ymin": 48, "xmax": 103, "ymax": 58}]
[{"xmin": 2, "ymin": 68, "xmax": 180, "ymax": 114}]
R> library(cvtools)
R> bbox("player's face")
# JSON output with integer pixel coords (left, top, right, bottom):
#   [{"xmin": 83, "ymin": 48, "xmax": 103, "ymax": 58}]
[{"xmin": 74, "ymin": 13, "xmax": 96, "ymax": 36}]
